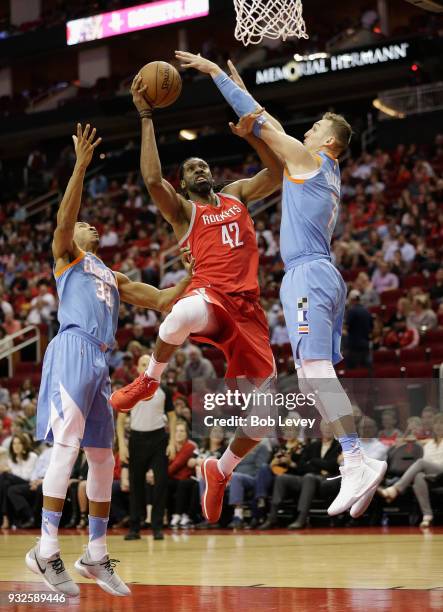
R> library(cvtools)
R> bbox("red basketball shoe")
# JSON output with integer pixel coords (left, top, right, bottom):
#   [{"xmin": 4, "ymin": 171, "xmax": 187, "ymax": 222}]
[
  {"xmin": 110, "ymin": 374, "xmax": 159, "ymax": 413},
  {"xmin": 201, "ymin": 457, "xmax": 230, "ymax": 523}
]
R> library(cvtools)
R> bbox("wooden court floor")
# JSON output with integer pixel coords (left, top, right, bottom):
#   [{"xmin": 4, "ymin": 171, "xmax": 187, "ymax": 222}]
[{"xmin": 0, "ymin": 527, "xmax": 442, "ymax": 611}]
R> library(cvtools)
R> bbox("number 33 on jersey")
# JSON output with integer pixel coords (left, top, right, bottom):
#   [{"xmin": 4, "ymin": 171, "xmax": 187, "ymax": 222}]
[{"xmin": 179, "ymin": 193, "xmax": 260, "ymax": 295}]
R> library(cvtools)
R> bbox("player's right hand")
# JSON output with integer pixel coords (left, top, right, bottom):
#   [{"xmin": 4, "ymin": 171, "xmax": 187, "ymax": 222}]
[
  {"xmin": 229, "ymin": 108, "xmax": 265, "ymax": 138},
  {"xmin": 131, "ymin": 73, "xmax": 152, "ymax": 113},
  {"xmin": 72, "ymin": 123, "xmax": 102, "ymax": 169}
]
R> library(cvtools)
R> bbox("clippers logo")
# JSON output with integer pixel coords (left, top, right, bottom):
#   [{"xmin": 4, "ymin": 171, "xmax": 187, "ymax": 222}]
[{"xmin": 297, "ymin": 297, "xmax": 309, "ymax": 334}]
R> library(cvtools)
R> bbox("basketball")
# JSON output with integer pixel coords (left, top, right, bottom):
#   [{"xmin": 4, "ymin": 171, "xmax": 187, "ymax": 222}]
[{"xmin": 139, "ymin": 61, "xmax": 182, "ymax": 109}]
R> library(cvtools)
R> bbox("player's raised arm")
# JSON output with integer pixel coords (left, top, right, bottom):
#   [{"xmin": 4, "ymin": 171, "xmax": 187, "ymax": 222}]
[
  {"xmin": 115, "ymin": 247, "xmax": 194, "ymax": 313},
  {"xmin": 175, "ymin": 51, "xmax": 285, "ymax": 136},
  {"xmin": 52, "ymin": 124, "xmax": 102, "ymax": 260},
  {"xmin": 221, "ymin": 128, "xmax": 284, "ymax": 205},
  {"xmin": 131, "ymin": 75, "xmax": 191, "ymax": 233}
]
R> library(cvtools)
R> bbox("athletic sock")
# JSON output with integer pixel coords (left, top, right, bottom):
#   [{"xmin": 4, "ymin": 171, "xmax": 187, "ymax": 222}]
[
  {"xmin": 217, "ymin": 447, "xmax": 242, "ymax": 477},
  {"xmin": 146, "ymin": 355, "xmax": 167, "ymax": 381},
  {"xmin": 338, "ymin": 433, "xmax": 363, "ymax": 467},
  {"xmin": 87, "ymin": 515, "xmax": 109, "ymax": 561},
  {"xmin": 40, "ymin": 509, "xmax": 62, "ymax": 558}
]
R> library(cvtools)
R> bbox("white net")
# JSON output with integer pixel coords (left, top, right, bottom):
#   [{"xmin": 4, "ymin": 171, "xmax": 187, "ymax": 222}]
[{"xmin": 234, "ymin": 0, "xmax": 308, "ymax": 46}]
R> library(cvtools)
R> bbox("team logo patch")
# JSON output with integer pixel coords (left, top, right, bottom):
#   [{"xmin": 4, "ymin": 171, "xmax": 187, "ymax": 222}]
[{"xmin": 297, "ymin": 296, "xmax": 309, "ymax": 334}]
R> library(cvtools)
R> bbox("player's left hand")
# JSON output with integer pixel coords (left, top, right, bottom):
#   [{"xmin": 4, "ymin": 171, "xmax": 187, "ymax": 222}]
[
  {"xmin": 229, "ymin": 108, "xmax": 265, "ymax": 138},
  {"xmin": 166, "ymin": 442, "xmax": 176, "ymax": 460},
  {"xmin": 175, "ymin": 51, "xmax": 221, "ymax": 77},
  {"xmin": 72, "ymin": 123, "xmax": 102, "ymax": 169},
  {"xmin": 180, "ymin": 246, "xmax": 195, "ymax": 277}
]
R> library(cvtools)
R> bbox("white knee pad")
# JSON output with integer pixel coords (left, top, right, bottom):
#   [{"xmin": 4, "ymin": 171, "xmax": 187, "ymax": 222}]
[
  {"xmin": 301, "ymin": 359, "xmax": 353, "ymax": 422},
  {"xmin": 84, "ymin": 447, "xmax": 115, "ymax": 502},
  {"xmin": 159, "ymin": 294, "xmax": 218, "ymax": 346},
  {"xmin": 43, "ymin": 443, "xmax": 79, "ymax": 499},
  {"xmin": 297, "ymin": 367, "xmax": 329, "ymax": 424}
]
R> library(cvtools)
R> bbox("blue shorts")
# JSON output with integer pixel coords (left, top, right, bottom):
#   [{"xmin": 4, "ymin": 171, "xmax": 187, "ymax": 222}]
[
  {"xmin": 280, "ymin": 258, "xmax": 346, "ymax": 366},
  {"xmin": 36, "ymin": 330, "xmax": 114, "ymax": 449}
]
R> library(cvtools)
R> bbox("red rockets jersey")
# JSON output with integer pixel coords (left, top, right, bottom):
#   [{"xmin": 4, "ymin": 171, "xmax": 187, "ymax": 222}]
[{"xmin": 179, "ymin": 192, "xmax": 259, "ymax": 296}]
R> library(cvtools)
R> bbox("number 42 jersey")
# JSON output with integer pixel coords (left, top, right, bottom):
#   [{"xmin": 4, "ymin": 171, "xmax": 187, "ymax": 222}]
[
  {"xmin": 179, "ymin": 193, "xmax": 260, "ymax": 296},
  {"xmin": 55, "ymin": 251, "xmax": 120, "ymax": 348}
]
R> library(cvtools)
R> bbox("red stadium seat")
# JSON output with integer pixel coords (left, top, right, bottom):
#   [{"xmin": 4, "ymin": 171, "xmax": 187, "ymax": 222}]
[
  {"xmin": 373, "ymin": 365, "xmax": 406, "ymax": 378},
  {"xmin": 401, "ymin": 274, "xmax": 427, "ymax": 290},
  {"xmin": 115, "ymin": 328, "xmax": 134, "ymax": 348},
  {"xmin": 341, "ymin": 368, "xmax": 370, "ymax": 378},
  {"xmin": 380, "ymin": 289, "xmax": 404, "ymax": 306},
  {"xmin": 398, "ymin": 347, "xmax": 429, "ymax": 363},
  {"xmin": 373, "ymin": 349, "xmax": 397, "ymax": 364},
  {"xmin": 423, "ymin": 329, "xmax": 443, "ymax": 346},
  {"xmin": 404, "ymin": 362, "xmax": 434, "ymax": 377},
  {"xmin": 429, "ymin": 346, "xmax": 443, "ymax": 362}
]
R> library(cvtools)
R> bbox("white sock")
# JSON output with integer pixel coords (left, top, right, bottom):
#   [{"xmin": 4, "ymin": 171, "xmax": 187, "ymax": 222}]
[
  {"xmin": 342, "ymin": 449, "xmax": 363, "ymax": 467},
  {"xmin": 217, "ymin": 447, "xmax": 242, "ymax": 477},
  {"xmin": 87, "ymin": 515, "xmax": 108, "ymax": 562},
  {"xmin": 234, "ymin": 507, "xmax": 243, "ymax": 520},
  {"xmin": 146, "ymin": 355, "xmax": 167, "ymax": 381},
  {"xmin": 40, "ymin": 509, "xmax": 62, "ymax": 559}
]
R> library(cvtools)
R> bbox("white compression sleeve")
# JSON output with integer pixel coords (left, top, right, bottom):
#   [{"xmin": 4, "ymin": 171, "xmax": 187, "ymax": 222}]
[
  {"xmin": 42, "ymin": 443, "xmax": 79, "ymax": 499},
  {"xmin": 159, "ymin": 294, "xmax": 218, "ymax": 346}
]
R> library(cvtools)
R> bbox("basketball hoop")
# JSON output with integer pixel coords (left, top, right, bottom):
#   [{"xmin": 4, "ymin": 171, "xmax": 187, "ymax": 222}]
[{"xmin": 233, "ymin": 0, "xmax": 308, "ymax": 46}]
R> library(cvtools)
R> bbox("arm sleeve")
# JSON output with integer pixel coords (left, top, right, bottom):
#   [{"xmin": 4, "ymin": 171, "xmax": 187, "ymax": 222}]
[{"xmin": 212, "ymin": 72, "xmax": 263, "ymax": 137}]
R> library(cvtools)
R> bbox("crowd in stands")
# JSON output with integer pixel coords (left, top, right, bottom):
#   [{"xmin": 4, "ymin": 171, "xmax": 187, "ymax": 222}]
[
  {"xmin": 0, "ymin": 380, "xmax": 442, "ymax": 531},
  {"xmin": 1, "ymin": 124, "xmax": 443, "ymax": 530}
]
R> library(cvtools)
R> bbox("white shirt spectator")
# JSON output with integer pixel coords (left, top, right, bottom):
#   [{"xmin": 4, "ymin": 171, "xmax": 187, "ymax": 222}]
[
  {"xmin": 27, "ymin": 292, "xmax": 56, "ymax": 325},
  {"xmin": 361, "ymin": 439, "xmax": 388, "ymax": 462},
  {"xmin": 1, "ymin": 300, "xmax": 13, "ymax": 318},
  {"xmin": 134, "ymin": 310, "xmax": 157, "ymax": 327},
  {"xmin": 384, "ymin": 241, "xmax": 416, "ymax": 263},
  {"xmin": 271, "ymin": 323, "xmax": 290, "ymax": 345},
  {"xmin": 0, "ymin": 385, "xmax": 10, "ymax": 405},
  {"xmin": 8, "ymin": 452, "xmax": 38, "ymax": 480},
  {"xmin": 160, "ymin": 269, "xmax": 186, "ymax": 288},
  {"xmin": 423, "ymin": 439, "xmax": 443, "ymax": 465},
  {"xmin": 100, "ymin": 229, "xmax": 119, "ymax": 248}
]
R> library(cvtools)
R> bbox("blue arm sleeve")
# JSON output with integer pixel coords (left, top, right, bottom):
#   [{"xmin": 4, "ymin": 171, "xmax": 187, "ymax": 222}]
[{"xmin": 212, "ymin": 71, "xmax": 266, "ymax": 137}]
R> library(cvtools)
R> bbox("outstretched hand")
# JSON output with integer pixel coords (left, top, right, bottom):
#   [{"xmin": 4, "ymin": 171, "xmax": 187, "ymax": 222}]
[
  {"xmin": 229, "ymin": 108, "xmax": 265, "ymax": 138},
  {"xmin": 175, "ymin": 50, "xmax": 221, "ymax": 78},
  {"xmin": 72, "ymin": 123, "xmax": 102, "ymax": 169},
  {"xmin": 227, "ymin": 59, "xmax": 247, "ymax": 91}
]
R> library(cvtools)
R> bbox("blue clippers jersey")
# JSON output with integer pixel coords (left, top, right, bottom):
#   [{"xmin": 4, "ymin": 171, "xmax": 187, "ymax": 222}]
[
  {"xmin": 55, "ymin": 251, "xmax": 119, "ymax": 347},
  {"xmin": 280, "ymin": 152, "xmax": 341, "ymax": 270}
]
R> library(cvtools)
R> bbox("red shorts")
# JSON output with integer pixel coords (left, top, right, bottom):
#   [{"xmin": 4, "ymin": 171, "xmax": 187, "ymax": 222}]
[{"xmin": 182, "ymin": 287, "xmax": 275, "ymax": 381}]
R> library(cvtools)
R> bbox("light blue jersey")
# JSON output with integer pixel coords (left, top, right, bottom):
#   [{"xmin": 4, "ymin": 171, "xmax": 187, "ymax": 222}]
[
  {"xmin": 36, "ymin": 251, "xmax": 120, "ymax": 449},
  {"xmin": 279, "ymin": 152, "xmax": 346, "ymax": 365},
  {"xmin": 280, "ymin": 152, "xmax": 341, "ymax": 269},
  {"xmin": 56, "ymin": 251, "xmax": 119, "ymax": 348}
]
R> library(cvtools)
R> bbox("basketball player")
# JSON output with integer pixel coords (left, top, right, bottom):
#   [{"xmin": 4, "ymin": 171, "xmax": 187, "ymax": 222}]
[
  {"xmin": 110, "ymin": 74, "xmax": 284, "ymax": 522},
  {"xmin": 174, "ymin": 51, "xmax": 387, "ymax": 520},
  {"xmin": 26, "ymin": 123, "xmax": 194, "ymax": 597}
]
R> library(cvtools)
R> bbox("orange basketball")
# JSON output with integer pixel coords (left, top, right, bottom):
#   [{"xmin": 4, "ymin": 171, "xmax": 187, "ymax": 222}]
[{"xmin": 139, "ymin": 61, "xmax": 182, "ymax": 109}]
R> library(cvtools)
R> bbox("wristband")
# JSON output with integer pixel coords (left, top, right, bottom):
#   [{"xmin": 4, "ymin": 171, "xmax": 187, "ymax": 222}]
[
  {"xmin": 253, "ymin": 113, "xmax": 268, "ymax": 137},
  {"xmin": 139, "ymin": 109, "xmax": 153, "ymax": 119}
]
